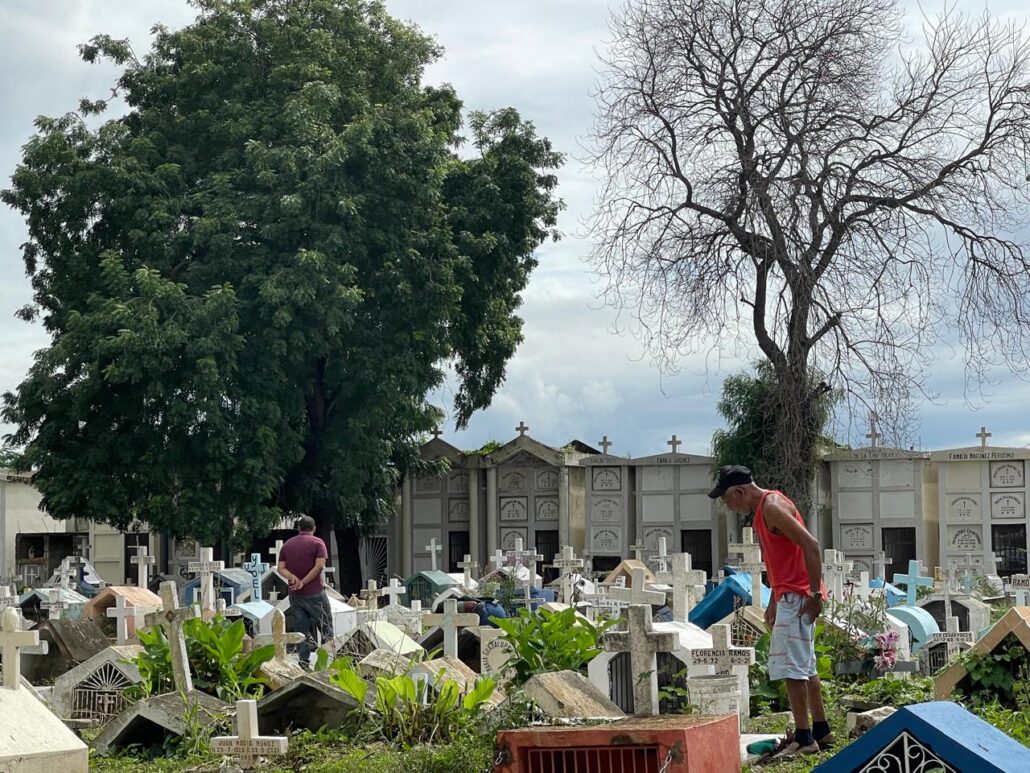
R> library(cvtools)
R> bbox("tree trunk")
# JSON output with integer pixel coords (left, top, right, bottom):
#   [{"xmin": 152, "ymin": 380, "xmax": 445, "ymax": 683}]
[{"xmin": 333, "ymin": 522, "xmax": 364, "ymax": 595}]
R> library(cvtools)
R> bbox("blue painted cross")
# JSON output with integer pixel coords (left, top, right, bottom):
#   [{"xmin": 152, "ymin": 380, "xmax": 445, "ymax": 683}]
[
  {"xmin": 242, "ymin": 553, "xmax": 269, "ymax": 602},
  {"xmin": 891, "ymin": 559, "xmax": 934, "ymax": 607}
]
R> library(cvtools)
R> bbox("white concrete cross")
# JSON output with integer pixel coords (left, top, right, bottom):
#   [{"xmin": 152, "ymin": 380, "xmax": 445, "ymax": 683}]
[
  {"xmin": 422, "ymin": 598, "xmax": 479, "ymax": 659},
  {"xmin": 253, "ymin": 607, "xmax": 304, "ymax": 662},
  {"xmin": 107, "ymin": 595, "xmax": 136, "ymax": 645},
  {"xmin": 383, "ymin": 578, "xmax": 407, "ymax": 606},
  {"xmin": 651, "ymin": 536, "xmax": 670, "ymax": 574},
  {"xmin": 210, "ymin": 699, "xmax": 288, "ymax": 768},
  {"xmin": 131, "ymin": 545, "xmax": 156, "ymax": 590},
  {"xmin": 514, "ymin": 541, "xmax": 544, "ymax": 591},
  {"xmin": 607, "ymin": 567, "xmax": 666, "ymax": 607},
  {"xmin": 242, "ymin": 553, "xmax": 269, "ymax": 602},
  {"xmin": 56, "ymin": 556, "xmax": 80, "ymax": 590},
  {"xmin": 873, "ymin": 551, "xmax": 893, "ymax": 582},
  {"xmin": 957, "ymin": 552, "xmax": 978, "ymax": 593},
  {"xmin": 41, "ymin": 588, "xmax": 66, "ymax": 620},
  {"xmin": 602, "ymin": 604, "xmax": 678, "ymax": 716},
  {"xmin": 359, "ymin": 579, "xmax": 383, "ymax": 610},
  {"xmin": 823, "ymin": 549, "xmax": 853, "ymax": 602},
  {"xmin": 1, "ymin": 606, "xmax": 39, "ymax": 688},
  {"xmin": 188, "ymin": 547, "xmax": 225, "ymax": 613},
  {"xmin": 553, "ymin": 545, "xmax": 585, "ymax": 605},
  {"xmin": 685, "ymin": 622, "xmax": 755, "ymax": 674},
  {"xmin": 405, "ymin": 599, "xmax": 424, "ymax": 637},
  {"xmin": 145, "ymin": 581, "xmax": 198, "ymax": 693},
  {"xmin": 928, "ymin": 615, "xmax": 974, "ymax": 660},
  {"xmin": 1006, "ymin": 574, "xmax": 1030, "ymax": 606},
  {"xmin": 665, "ymin": 553, "xmax": 707, "ymax": 622},
  {"xmin": 629, "ymin": 542, "xmax": 645, "ymax": 562},
  {"xmin": 977, "ymin": 425, "xmax": 992, "ymax": 448},
  {"xmin": 269, "ymin": 540, "xmax": 285, "ymax": 565},
  {"xmin": 424, "ymin": 537, "xmax": 442, "ymax": 572},
  {"xmin": 728, "ymin": 528, "xmax": 762, "ymax": 567},
  {"xmin": 489, "ymin": 548, "xmax": 506, "ymax": 572},
  {"xmin": 457, "ymin": 554, "xmax": 479, "ymax": 590}
]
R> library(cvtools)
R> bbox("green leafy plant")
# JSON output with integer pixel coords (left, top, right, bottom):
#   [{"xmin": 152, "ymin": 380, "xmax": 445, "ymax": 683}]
[
  {"xmin": 490, "ymin": 607, "xmax": 615, "ymax": 685},
  {"xmin": 128, "ymin": 615, "xmax": 274, "ymax": 700},
  {"xmin": 330, "ymin": 662, "xmax": 496, "ymax": 748},
  {"xmin": 845, "ymin": 675, "xmax": 933, "ymax": 707},
  {"xmin": 955, "ymin": 636, "xmax": 1030, "ymax": 707}
]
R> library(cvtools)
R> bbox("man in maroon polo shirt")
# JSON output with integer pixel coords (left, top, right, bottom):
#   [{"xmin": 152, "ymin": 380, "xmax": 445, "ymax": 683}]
[{"xmin": 277, "ymin": 515, "xmax": 334, "ymax": 669}]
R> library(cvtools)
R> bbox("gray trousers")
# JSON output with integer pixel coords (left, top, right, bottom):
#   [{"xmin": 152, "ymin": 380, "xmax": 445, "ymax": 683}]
[{"xmin": 289, "ymin": 591, "xmax": 334, "ymax": 663}]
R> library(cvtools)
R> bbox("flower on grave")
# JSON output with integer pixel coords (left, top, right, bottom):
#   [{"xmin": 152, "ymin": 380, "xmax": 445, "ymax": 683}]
[{"xmin": 870, "ymin": 629, "xmax": 900, "ymax": 672}]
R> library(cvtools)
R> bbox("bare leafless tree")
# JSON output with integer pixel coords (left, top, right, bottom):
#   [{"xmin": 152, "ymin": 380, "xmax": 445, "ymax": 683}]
[{"xmin": 588, "ymin": 0, "xmax": 1030, "ymax": 504}]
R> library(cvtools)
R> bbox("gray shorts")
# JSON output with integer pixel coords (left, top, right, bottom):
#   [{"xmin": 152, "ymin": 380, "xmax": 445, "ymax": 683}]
[{"xmin": 767, "ymin": 592, "xmax": 817, "ymax": 681}]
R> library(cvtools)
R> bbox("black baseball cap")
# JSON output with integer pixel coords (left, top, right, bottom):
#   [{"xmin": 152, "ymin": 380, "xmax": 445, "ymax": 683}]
[{"xmin": 707, "ymin": 465, "xmax": 753, "ymax": 498}]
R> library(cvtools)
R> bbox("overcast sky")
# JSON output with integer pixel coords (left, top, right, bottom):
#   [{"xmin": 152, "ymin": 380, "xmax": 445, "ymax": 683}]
[{"xmin": 1, "ymin": 0, "xmax": 1028, "ymax": 459}]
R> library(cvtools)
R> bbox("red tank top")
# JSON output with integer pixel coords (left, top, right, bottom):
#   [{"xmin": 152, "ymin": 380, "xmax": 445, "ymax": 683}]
[{"xmin": 753, "ymin": 490, "xmax": 817, "ymax": 601}]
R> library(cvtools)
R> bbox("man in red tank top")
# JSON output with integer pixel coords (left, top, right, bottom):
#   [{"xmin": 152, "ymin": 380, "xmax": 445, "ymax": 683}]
[{"xmin": 709, "ymin": 465, "xmax": 834, "ymax": 760}]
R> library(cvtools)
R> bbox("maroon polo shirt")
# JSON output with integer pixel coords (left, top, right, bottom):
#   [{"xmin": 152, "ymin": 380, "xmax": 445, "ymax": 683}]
[{"xmin": 279, "ymin": 532, "xmax": 328, "ymax": 596}]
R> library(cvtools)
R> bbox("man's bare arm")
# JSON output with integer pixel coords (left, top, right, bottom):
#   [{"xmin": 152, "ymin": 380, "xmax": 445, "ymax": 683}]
[{"xmin": 763, "ymin": 494, "xmax": 822, "ymax": 594}]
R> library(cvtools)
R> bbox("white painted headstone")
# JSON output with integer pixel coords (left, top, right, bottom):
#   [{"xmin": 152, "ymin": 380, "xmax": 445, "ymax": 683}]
[
  {"xmin": 106, "ymin": 595, "xmax": 135, "ymax": 645},
  {"xmin": 601, "ymin": 604, "xmax": 677, "ymax": 716},
  {"xmin": 187, "ymin": 547, "xmax": 225, "ymax": 613},
  {"xmin": 210, "ymin": 699, "xmax": 288, "ymax": 768}
]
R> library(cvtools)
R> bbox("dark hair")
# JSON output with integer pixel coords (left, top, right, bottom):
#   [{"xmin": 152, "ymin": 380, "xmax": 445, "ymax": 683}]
[{"xmin": 295, "ymin": 515, "xmax": 317, "ymax": 533}]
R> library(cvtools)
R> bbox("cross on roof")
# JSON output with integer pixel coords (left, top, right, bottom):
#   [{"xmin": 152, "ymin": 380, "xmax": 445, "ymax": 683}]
[
  {"xmin": 891, "ymin": 559, "xmax": 934, "ymax": 607},
  {"xmin": 431, "ymin": 427, "xmax": 443, "ymax": 440},
  {"xmin": 977, "ymin": 426, "xmax": 992, "ymax": 448},
  {"xmin": 685, "ymin": 622, "xmax": 755, "ymax": 674},
  {"xmin": 515, "ymin": 421, "xmax": 530, "ymax": 437},
  {"xmin": 106, "ymin": 594, "xmax": 136, "ymax": 645},
  {"xmin": 145, "ymin": 581, "xmax": 198, "ymax": 693},
  {"xmin": 131, "ymin": 545, "xmax": 156, "ymax": 590},
  {"xmin": 424, "ymin": 537, "xmax": 442, "ymax": 572},
  {"xmin": 598, "ymin": 435, "xmax": 612, "ymax": 454},
  {"xmin": 866, "ymin": 412, "xmax": 882, "ymax": 447},
  {"xmin": 1, "ymin": 606, "xmax": 40, "ymax": 689},
  {"xmin": 607, "ymin": 567, "xmax": 667, "ymax": 607},
  {"xmin": 210, "ymin": 699, "xmax": 288, "ymax": 768},
  {"xmin": 602, "ymin": 605, "xmax": 678, "ymax": 716},
  {"xmin": 422, "ymin": 598, "xmax": 479, "ymax": 659},
  {"xmin": 667, "ymin": 435, "xmax": 681, "ymax": 453}
]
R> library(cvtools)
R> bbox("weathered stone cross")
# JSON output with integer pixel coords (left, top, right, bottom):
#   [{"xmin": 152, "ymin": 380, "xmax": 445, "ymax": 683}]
[
  {"xmin": 1, "ymin": 606, "xmax": 39, "ymax": 688},
  {"xmin": 358, "ymin": 579, "xmax": 383, "ymax": 610},
  {"xmin": 514, "ymin": 538, "xmax": 544, "ymax": 591},
  {"xmin": 131, "ymin": 545, "xmax": 156, "ymax": 590},
  {"xmin": 685, "ymin": 622, "xmax": 755, "ymax": 674},
  {"xmin": 107, "ymin": 595, "xmax": 136, "ymax": 645},
  {"xmin": 56, "ymin": 556, "xmax": 81, "ymax": 590},
  {"xmin": 892, "ymin": 560, "xmax": 934, "ymax": 607},
  {"xmin": 866, "ymin": 412, "xmax": 881, "ymax": 447},
  {"xmin": 253, "ymin": 607, "xmax": 305, "ymax": 662},
  {"xmin": 873, "ymin": 551, "xmax": 893, "ymax": 582},
  {"xmin": 422, "ymin": 598, "xmax": 479, "ymax": 659},
  {"xmin": 145, "ymin": 581, "xmax": 198, "ymax": 693},
  {"xmin": 629, "ymin": 542, "xmax": 645, "ymax": 562},
  {"xmin": 424, "ymin": 537, "xmax": 442, "ymax": 572},
  {"xmin": 608, "ymin": 567, "xmax": 666, "ymax": 607},
  {"xmin": 210, "ymin": 699, "xmax": 288, "ymax": 768},
  {"xmin": 188, "ymin": 547, "xmax": 225, "ymax": 613},
  {"xmin": 515, "ymin": 421, "xmax": 530, "ymax": 437},
  {"xmin": 431, "ymin": 427, "xmax": 443, "ymax": 440},
  {"xmin": 243, "ymin": 553, "xmax": 269, "ymax": 602},
  {"xmin": 650, "ymin": 536, "xmax": 669, "ymax": 575},
  {"xmin": 823, "ymin": 549, "xmax": 853, "ymax": 602},
  {"xmin": 602, "ymin": 604, "xmax": 678, "ymax": 716},
  {"xmin": 957, "ymin": 552, "xmax": 978, "ymax": 593},
  {"xmin": 598, "ymin": 435, "xmax": 612, "ymax": 454},
  {"xmin": 667, "ymin": 435, "xmax": 681, "ymax": 453},
  {"xmin": 664, "ymin": 553, "xmax": 707, "ymax": 622},
  {"xmin": 552, "ymin": 545, "xmax": 584, "ymax": 605},
  {"xmin": 457, "ymin": 554, "xmax": 479, "ymax": 590}
]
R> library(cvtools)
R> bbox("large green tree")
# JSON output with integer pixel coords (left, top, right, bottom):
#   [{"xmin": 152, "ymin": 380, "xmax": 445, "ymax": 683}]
[{"xmin": 2, "ymin": 0, "xmax": 562, "ymax": 592}]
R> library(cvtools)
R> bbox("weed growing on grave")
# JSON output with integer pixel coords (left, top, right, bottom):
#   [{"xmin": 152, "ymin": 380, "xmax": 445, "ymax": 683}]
[
  {"xmin": 331, "ymin": 662, "xmax": 496, "ymax": 748},
  {"xmin": 954, "ymin": 635, "xmax": 1030, "ymax": 707},
  {"xmin": 844, "ymin": 675, "xmax": 933, "ymax": 707},
  {"xmin": 489, "ymin": 606, "xmax": 615, "ymax": 685},
  {"xmin": 127, "ymin": 615, "xmax": 274, "ymax": 701}
]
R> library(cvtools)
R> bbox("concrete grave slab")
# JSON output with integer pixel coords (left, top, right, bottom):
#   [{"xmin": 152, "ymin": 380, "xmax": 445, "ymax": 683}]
[
  {"xmin": 813, "ymin": 701, "xmax": 1030, "ymax": 773},
  {"xmin": 23, "ymin": 618, "xmax": 109, "ymax": 683},
  {"xmin": 51, "ymin": 644, "xmax": 143, "ymax": 722},
  {"xmin": 91, "ymin": 691, "xmax": 229, "ymax": 756},
  {"xmin": 359, "ymin": 648, "xmax": 415, "ymax": 679},
  {"xmin": 257, "ymin": 671, "xmax": 360, "ymax": 733},
  {"xmin": 522, "ymin": 670, "xmax": 625, "ymax": 719},
  {"xmin": 0, "ymin": 681, "xmax": 88, "ymax": 772},
  {"xmin": 336, "ymin": 620, "xmax": 423, "ymax": 659}
]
